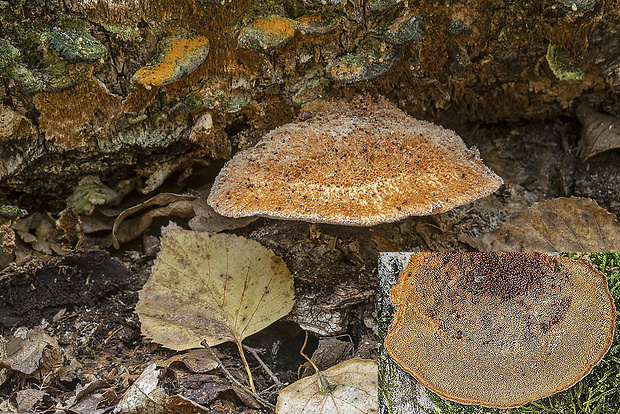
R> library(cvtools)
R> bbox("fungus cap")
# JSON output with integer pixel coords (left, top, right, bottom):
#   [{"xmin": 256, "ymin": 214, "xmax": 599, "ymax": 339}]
[
  {"xmin": 208, "ymin": 95, "xmax": 503, "ymax": 226},
  {"xmin": 385, "ymin": 252, "xmax": 616, "ymax": 408}
]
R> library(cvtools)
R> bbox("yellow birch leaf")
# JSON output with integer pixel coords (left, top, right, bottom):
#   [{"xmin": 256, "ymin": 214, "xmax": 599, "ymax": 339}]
[
  {"xmin": 135, "ymin": 225, "xmax": 295, "ymax": 351},
  {"xmin": 276, "ymin": 358, "xmax": 378, "ymax": 414}
]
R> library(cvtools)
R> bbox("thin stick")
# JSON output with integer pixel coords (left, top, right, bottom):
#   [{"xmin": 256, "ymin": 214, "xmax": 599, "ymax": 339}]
[
  {"xmin": 200, "ymin": 340, "xmax": 275, "ymax": 410},
  {"xmin": 243, "ymin": 344, "xmax": 284, "ymax": 387}
]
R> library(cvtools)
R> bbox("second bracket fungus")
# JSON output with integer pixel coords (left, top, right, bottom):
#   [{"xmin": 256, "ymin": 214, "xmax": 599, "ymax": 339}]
[
  {"xmin": 385, "ymin": 253, "xmax": 616, "ymax": 408},
  {"xmin": 133, "ymin": 35, "xmax": 210, "ymax": 86},
  {"xmin": 208, "ymin": 95, "xmax": 502, "ymax": 226},
  {"xmin": 238, "ymin": 16, "xmax": 297, "ymax": 51}
]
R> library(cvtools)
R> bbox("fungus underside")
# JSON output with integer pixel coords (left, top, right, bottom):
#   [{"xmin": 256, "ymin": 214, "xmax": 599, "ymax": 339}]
[{"xmin": 380, "ymin": 252, "xmax": 620, "ymax": 414}]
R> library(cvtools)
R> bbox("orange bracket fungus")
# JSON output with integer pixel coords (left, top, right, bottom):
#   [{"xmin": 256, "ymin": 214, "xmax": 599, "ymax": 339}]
[
  {"xmin": 207, "ymin": 95, "xmax": 502, "ymax": 225},
  {"xmin": 133, "ymin": 35, "xmax": 210, "ymax": 86},
  {"xmin": 385, "ymin": 252, "xmax": 616, "ymax": 408},
  {"xmin": 238, "ymin": 16, "xmax": 297, "ymax": 51}
]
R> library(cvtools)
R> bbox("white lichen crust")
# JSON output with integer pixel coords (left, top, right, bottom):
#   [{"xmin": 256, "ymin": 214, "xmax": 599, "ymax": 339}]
[{"xmin": 208, "ymin": 95, "xmax": 503, "ymax": 225}]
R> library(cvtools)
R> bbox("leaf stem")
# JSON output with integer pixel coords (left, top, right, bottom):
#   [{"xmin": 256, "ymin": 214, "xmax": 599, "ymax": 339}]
[
  {"xmin": 236, "ymin": 340, "xmax": 257, "ymax": 394},
  {"xmin": 200, "ymin": 339, "xmax": 275, "ymax": 410}
]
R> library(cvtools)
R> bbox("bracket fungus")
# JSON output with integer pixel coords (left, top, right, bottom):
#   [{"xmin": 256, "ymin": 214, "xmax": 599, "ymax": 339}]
[
  {"xmin": 238, "ymin": 16, "xmax": 297, "ymax": 51},
  {"xmin": 208, "ymin": 95, "xmax": 502, "ymax": 226},
  {"xmin": 133, "ymin": 35, "xmax": 210, "ymax": 86},
  {"xmin": 385, "ymin": 252, "xmax": 616, "ymax": 408}
]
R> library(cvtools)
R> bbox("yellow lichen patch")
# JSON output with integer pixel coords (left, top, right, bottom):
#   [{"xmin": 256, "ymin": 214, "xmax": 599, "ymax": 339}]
[
  {"xmin": 238, "ymin": 16, "xmax": 297, "ymax": 51},
  {"xmin": 133, "ymin": 35, "xmax": 210, "ymax": 86},
  {"xmin": 34, "ymin": 78, "xmax": 122, "ymax": 150},
  {"xmin": 328, "ymin": 56, "xmax": 365, "ymax": 82}
]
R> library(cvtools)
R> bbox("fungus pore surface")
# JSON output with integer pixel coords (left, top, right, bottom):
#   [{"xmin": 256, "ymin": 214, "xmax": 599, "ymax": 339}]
[
  {"xmin": 208, "ymin": 95, "xmax": 502, "ymax": 225},
  {"xmin": 385, "ymin": 252, "xmax": 616, "ymax": 408}
]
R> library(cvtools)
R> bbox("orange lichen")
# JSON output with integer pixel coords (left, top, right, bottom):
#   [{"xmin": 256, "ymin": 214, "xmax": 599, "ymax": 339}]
[
  {"xmin": 385, "ymin": 253, "xmax": 616, "ymax": 408},
  {"xmin": 329, "ymin": 56, "xmax": 365, "ymax": 81},
  {"xmin": 208, "ymin": 95, "xmax": 503, "ymax": 225},
  {"xmin": 133, "ymin": 36, "xmax": 210, "ymax": 86},
  {"xmin": 238, "ymin": 16, "xmax": 297, "ymax": 51}
]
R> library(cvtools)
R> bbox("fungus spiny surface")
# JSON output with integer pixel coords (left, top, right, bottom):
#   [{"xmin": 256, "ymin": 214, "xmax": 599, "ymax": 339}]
[
  {"xmin": 208, "ymin": 95, "xmax": 503, "ymax": 226},
  {"xmin": 385, "ymin": 252, "xmax": 616, "ymax": 408}
]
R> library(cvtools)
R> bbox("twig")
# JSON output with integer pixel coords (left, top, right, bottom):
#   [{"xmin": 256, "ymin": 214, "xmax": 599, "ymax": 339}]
[
  {"xmin": 243, "ymin": 344, "xmax": 284, "ymax": 387},
  {"xmin": 200, "ymin": 340, "xmax": 275, "ymax": 410}
]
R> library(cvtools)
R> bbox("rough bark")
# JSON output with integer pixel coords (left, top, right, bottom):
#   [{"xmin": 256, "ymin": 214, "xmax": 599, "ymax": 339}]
[{"xmin": 0, "ymin": 0, "xmax": 619, "ymax": 211}]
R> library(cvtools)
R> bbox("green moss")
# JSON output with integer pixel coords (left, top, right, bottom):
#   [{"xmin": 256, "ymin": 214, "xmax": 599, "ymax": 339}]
[
  {"xmin": 447, "ymin": 19, "xmax": 465, "ymax": 36},
  {"xmin": 0, "ymin": 38, "xmax": 20, "ymax": 73},
  {"xmin": 8, "ymin": 65, "xmax": 35, "ymax": 86},
  {"xmin": 554, "ymin": 0, "xmax": 597, "ymax": 13},
  {"xmin": 384, "ymin": 12, "xmax": 424, "ymax": 45},
  {"xmin": 546, "ymin": 44, "xmax": 585, "ymax": 81},
  {"xmin": 449, "ymin": 44, "xmax": 472, "ymax": 72},
  {"xmin": 292, "ymin": 77, "xmax": 330, "ymax": 105},
  {"xmin": 197, "ymin": 0, "xmax": 229, "ymax": 5},
  {"xmin": 0, "ymin": 205, "xmax": 28, "ymax": 219},
  {"xmin": 15, "ymin": 62, "xmax": 92, "ymax": 93},
  {"xmin": 366, "ymin": 0, "xmax": 402, "ymax": 13},
  {"xmin": 327, "ymin": 38, "xmax": 400, "ymax": 83}
]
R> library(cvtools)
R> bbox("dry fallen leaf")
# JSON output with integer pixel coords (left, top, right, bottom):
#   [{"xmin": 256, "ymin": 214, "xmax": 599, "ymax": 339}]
[
  {"xmin": 136, "ymin": 224, "xmax": 295, "ymax": 349},
  {"xmin": 460, "ymin": 197, "xmax": 620, "ymax": 251},
  {"xmin": 113, "ymin": 363, "xmax": 168, "ymax": 414},
  {"xmin": 159, "ymin": 349, "xmax": 218, "ymax": 373},
  {"xmin": 112, "ymin": 193, "xmax": 196, "ymax": 248},
  {"xmin": 276, "ymin": 358, "xmax": 378, "ymax": 414},
  {"xmin": 188, "ymin": 198, "xmax": 257, "ymax": 233},
  {"xmin": 0, "ymin": 327, "xmax": 63, "ymax": 385},
  {"xmin": 577, "ymin": 104, "xmax": 620, "ymax": 161},
  {"xmin": 12, "ymin": 388, "xmax": 47, "ymax": 412},
  {"xmin": 167, "ymin": 394, "xmax": 210, "ymax": 413},
  {"xmin": 62, "ymin": 380, "xmax": 114, "ymax": 413},
  {"xmin": 135, "ymin": 224, "xmax": 295, "ymax": 391}
]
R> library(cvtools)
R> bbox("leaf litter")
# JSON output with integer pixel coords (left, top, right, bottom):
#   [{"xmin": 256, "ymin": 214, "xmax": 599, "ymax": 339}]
[
  {"xmin": 460, "ymin": 197, "xmax": 620, "ymax": 251},
  {"xmin": 0, "ymin": 326, "xmax": 63, "ymax": 384},
  {"xmin": 577, "ymin": 104, "xmax": 620, "ymax": 161},
  {"xmin": 2, "ymin": 96, "xmax": 619, "ymax": 413},
  {"xmin": 112, "ymin": 193, "xmax": 196, "ymax": 249}
]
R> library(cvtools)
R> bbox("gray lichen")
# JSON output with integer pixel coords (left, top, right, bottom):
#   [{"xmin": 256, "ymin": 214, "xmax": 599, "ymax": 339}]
[{"xmin": 46, "ymin": 28, "xmax": 107, "ymax": 63}]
